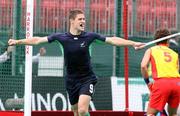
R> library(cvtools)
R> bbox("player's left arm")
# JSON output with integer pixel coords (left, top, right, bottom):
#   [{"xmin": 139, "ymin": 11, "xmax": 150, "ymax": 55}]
[{"xmin": 105, "ymin": 37, "xmax": 144, "ymax": 49}]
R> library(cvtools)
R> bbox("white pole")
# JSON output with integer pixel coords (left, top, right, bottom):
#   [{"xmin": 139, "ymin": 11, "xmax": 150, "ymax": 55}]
[
  {"xmin": 24, "ymin": 0, "xmax": 34, "ymax": 116},
  {"xmin": 144, "ymin": 32, "xmax": 180, "ymax": 47}
]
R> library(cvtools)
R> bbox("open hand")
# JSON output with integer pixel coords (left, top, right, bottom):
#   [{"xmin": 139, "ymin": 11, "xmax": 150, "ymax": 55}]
[
  {"xmin": 134, "ymin": 42, "xmax": 146, "ymax": 50},
  {"xmin": 8, "ymin": 39, "xmax": 17, "ymax": 46}
]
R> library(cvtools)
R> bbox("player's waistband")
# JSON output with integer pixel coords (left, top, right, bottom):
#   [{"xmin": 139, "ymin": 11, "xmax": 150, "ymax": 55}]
[
  {"xmin": 154, "ymin": 77, "xmax": 180, "ymax": 80},
  {"xmin": 67, "ymin": 66, "xmax": 92, "ymax": 74}
]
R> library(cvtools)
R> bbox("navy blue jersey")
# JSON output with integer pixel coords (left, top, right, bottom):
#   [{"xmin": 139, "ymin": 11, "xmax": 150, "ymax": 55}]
[{"xmin": 48, "ymin": 31, "xmax": 106, "ymax": 79}]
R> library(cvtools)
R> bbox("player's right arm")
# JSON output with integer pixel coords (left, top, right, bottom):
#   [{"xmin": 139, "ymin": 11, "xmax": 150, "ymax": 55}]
[
  {"xmin": 141, "ymin": 48, "xmax": 151, "ymax": 78},
  {"xmin": 141, "ymin": 48, "xmax": 154, "ymax": 91},
  {"xmin": 8, "ymin": 36, "xmax": 48, "ymax": 46}
]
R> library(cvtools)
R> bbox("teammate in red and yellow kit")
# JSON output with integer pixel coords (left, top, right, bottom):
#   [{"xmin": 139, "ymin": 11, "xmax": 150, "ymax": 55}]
[{"xmin": 141, "ymin": 29, "xmax": 180, "ymax": 116}]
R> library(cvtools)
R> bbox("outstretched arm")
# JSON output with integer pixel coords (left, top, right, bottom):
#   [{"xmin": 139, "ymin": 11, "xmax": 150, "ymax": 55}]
[
  {"xmin": 105, "ymin": 37, "xmax": 144, "ymax": 49},
  {"xmin": 8, "ymin": 36, "xmax": 48, "ymax": 46}
]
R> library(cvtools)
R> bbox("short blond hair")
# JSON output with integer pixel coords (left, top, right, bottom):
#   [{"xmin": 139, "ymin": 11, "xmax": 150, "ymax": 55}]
[{"xmin": 69, "ymin": 9, "xmax": 84, "ymax": 20}]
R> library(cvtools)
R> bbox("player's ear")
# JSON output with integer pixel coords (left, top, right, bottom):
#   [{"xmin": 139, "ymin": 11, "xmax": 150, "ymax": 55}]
[{"xmin": 70, "ymin": 19, "xmax": 74, "ymax": 23}]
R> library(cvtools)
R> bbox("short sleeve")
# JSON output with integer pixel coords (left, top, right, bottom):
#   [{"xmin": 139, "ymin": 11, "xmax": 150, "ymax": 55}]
[
  {"xmin": 47, "ymin": 33, "xmax": 62, "ymax": 43},
  {"xmin": 92, "ymin": 32, "xmax": 106, "ymax": 42}
]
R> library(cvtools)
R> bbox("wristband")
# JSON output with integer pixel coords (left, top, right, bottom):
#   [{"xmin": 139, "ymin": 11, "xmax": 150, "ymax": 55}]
[{"xmin": 144, "ymin": 78, "xmax": 150, "ymax": 84}]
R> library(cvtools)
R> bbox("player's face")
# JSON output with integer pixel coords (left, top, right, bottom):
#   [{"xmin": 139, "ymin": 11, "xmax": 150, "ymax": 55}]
[{"xmin": 71, "ymin": 14, "xmax": 85, "ymax": 31}]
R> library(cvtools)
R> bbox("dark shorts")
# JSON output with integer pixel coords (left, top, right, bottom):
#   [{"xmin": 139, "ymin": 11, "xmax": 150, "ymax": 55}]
[{"xmin": 66, "ymin": 75, "xmax": 97, "ymax": 105}]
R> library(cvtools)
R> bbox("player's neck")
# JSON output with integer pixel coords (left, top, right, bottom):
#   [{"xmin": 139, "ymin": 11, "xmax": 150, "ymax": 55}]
[
  {"xmin": 69, "ymin": 28, "xmax": 81, "ymax": 35},
  {"xmin": 158, "ymin": 43, "xmax": 168, "ymax": 46}
]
